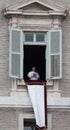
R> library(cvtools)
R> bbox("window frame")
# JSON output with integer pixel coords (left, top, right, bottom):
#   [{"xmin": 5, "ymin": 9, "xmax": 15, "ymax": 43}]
[
  {"xmin": 18, "ymin": 113, "xmax": 52, "ymax": 130},
  {"xmin": 24, "ymin": 119, "xmax": 37, "ymax": 130},
  {"xmin": 24, "ymin": 32, "xmax": 47, "ymax": 45},
  {"xmin": 9, "ymin": 29, "xmax": 62, "ymax": 80}
]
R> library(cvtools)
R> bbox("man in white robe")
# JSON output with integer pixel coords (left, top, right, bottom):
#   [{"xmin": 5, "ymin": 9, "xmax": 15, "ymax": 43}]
[{"xmin": 27, "ymin": 67, "xmax": 40, "ymax": 80}]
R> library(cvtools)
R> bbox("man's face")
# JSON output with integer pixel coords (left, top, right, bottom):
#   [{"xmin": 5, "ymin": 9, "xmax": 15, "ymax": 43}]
[{"xmin": 32, "ymin": 67, "xmax": 35, "ymax": 71}]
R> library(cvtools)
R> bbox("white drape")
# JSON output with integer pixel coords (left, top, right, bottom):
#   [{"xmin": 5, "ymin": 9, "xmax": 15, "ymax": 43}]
[{"xmin": 27, "ymin": 85, "xmax": 46, "ymax": 128}]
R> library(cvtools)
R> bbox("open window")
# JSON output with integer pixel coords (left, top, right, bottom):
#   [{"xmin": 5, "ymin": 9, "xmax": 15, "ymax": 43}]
[
  {"xmin": 9, "ymin": 29, "xmax": 62, "ymax": 80},
  {"xmin": 24, "ymin": 45, "xmax": 46, "ymax": 80}
]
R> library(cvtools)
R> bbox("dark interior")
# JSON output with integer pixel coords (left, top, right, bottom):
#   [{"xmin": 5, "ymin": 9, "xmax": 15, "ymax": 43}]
[
  {"xmin": 24, "ymin": 45, "xmax": 46, "ymax": 80},
  {"xmin": 24, "ymin": 119, "xmax": 38, "ymax": 130}
]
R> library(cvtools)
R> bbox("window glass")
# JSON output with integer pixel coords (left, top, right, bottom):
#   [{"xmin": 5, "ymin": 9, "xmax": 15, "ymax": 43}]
[
  {"xmin": 36, "ymin": 33, "xmax": 45, "ymax": 42},
  {"xmin": 51, "ymin": 55, "xmax": 60, "ymax": 77},
  {"xmin": 25, "ymin": 32, "xmax": 45, "ymax": 42},
  {"xmin": 24, "ymin": 120, "xmax": 38, "ymax": 130},
  {"xmin": 24, "ymin": 126, "xmax": 32, "ymax": 130},
  {"xmin": 25, "ymin": 33, "xmax": 33, "ymax": 42},
  {"xmin": 12, "ymin": 54, "xmax": 20, "ymax": 76},
  {"xmin": 51, "ymin": 31, "xmax": 60, "ymax": 53},
  {"xmin": 12, "ymin": 30, "xmax": 21, "ymax": 52}
]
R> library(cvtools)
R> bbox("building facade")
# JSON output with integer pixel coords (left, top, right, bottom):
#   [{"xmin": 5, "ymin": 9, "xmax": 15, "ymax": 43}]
[{"xmin": 0, "ymin": 0, "xmax": 70, "ymax": 129}]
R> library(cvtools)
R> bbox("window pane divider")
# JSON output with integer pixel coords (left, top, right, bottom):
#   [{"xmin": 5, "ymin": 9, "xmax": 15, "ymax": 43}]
[
  {"xmin": 24, "ymin": 42, "xmax": 46, "ymax": 45},
  {"xmin": 50, "ymin": 53, "xmax": 60, "ymax": 55},
  {"xmin": 12, "ymin": 52, "xmax": 21, "ymax": 54}
]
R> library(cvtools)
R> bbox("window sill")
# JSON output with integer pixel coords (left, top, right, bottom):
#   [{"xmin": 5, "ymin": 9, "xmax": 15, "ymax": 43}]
[{"xmin": 17, "ymin": 79, "xmax": 53, "ymax": 86}]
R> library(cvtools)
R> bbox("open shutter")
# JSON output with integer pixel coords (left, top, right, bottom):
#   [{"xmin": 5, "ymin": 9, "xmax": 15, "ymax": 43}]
[
  {"xmin": 9, "ymin": 28, "xmax": 23, "ymax": 79},
  {"xmin": 46, "ymin": 30, "xmax": 62, "ymax": 80}
]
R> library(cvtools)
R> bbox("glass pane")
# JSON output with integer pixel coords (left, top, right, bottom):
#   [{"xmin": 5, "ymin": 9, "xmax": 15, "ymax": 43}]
[
  {"xmin": 11, "ymin": 54, "xmax": 20, "ymax": 76},
  {"xmin": 51, "ymin": 31, "xmax": 60, "ymax": 53},
  {"xmin": 24, "ymin": 126, "xmax": 32, "ymax": 130},
  {"xmin": 51, "ymin": 55, "xmax": 60, "ymax": 77},
  {"xmin": 25, "ymin": 33, "xmax": 33, "ymax": 42},
  {"xmin": 12, "ymin": 30, "xmax": 21, "ymax": 52},
  {"xmin": 24, "ymin": 120, "xmax": 38, "ymax": 130},
  {"xmin": 36, "ymin": 33, "xmax": 45, "ymax": 42}
]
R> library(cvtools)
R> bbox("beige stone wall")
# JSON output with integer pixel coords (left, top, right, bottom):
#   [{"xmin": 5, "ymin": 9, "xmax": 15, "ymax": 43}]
[
  {"xmin": 52, "ymin": 110, "xmax": 70, "ymax": 130},
  {"xmin": 59, "ymin": 14, "xmax": 70, "ymax": 97},
  {"xmin": 0, "ymin": 108, "xmax": 70, "ymax": 130},
  {"xmin": 0, "ymin": 1, "xmax": 10, "ymax": 96},
  {"xmin": 0, "ymin": 0, "xmax": 23, "ymax": 95},
  {"xmin": 0, "ymin": 108, "xmax": 18, "ymax": 130},
  {"xmin": 52, "ymin": 0, "xmax": 70, "ymax": 97}
]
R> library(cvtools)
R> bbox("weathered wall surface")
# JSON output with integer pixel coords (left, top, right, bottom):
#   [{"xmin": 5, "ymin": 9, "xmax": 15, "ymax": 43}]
[
  {"xmin": 0, "ymin": 0, "xmax": 23, "ymax": 95},
  {"xmin": 0, "ymin": 108, "xmax": 70, "ymax": 130},
  {"xmin": 52, "ymin": 110, "xmax": 70, "ymax": 130},
  {"xmin": 0, "ymin": 109, "xmax": 18, "ymax": 130},
  {"xmin": 59, "ymin": 14, "xmax": 70, "ymax": 97}
]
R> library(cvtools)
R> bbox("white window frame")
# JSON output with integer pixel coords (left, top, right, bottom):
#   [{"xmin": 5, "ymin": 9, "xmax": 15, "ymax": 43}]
[
  {"xmin": 24, "ymin": 32, "xmax": 47, "ymax": 46},
  {"xmin": 18, "ymin": 113, "xmax": 52, "ymax": 130}
]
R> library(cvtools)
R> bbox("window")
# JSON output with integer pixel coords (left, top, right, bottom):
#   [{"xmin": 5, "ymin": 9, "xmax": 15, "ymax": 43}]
[
  {"xmin": 24, "ymin": 119, "xmax": 38, "ymax": 130},
  {"xmin": 25, "ymin": 33, "xmax": 33, "ymax": 42},
  {"xmin": 36, "ymin": 33, "xmax": 45, "ymax": 42},
  {"xmin": 9, "ymin": 29, "xmax": 62, "ymax": 80},
  {"xmin": 18, "ymin": 113, "xmax": 52, "ymax": 130},
  {"xmin": 24, "ymin": 32, "xmax": 46, "ymax": 42}
]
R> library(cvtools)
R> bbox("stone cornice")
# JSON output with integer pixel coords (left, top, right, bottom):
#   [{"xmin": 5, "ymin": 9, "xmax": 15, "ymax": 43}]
[
  {"xmin": 4, "ymin": 9, "xmax": 66, "ymax": 17},
  {"xmin": 3, "ymin": 0, "xmax": 67, "ymax": 18},
  {"xmin": 0, "ymin": 92, "xmax": 70, "ymax": 110}
]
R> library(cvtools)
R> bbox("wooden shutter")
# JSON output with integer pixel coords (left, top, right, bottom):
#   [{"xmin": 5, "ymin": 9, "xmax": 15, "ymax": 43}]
[
  {"xmin": 46, "ymin": 30, "xmax": 62, "ymax": 80},
  {"xmin": 9, "ymin": 28, "xmax": 23, "ymax": 79}
]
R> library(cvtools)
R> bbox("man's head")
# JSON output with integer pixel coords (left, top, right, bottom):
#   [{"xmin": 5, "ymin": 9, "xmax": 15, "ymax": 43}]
[{"xmin": 32, "ymin": 67, "xmax": 36, "ymax": 71}]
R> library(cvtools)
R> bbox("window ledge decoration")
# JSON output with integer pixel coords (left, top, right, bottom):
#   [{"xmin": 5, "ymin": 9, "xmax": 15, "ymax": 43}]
[{"xmin": 17, "ymin": 79, "xmax": 53, "ymax": 86}]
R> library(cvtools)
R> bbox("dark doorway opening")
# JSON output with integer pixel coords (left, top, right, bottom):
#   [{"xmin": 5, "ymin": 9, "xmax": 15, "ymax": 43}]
[{"xmin": 24, "ymin": 45, "xmax": 46, "ymax": 80}]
